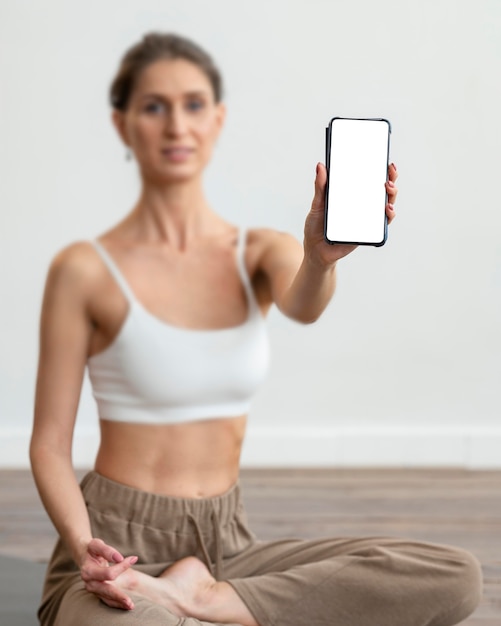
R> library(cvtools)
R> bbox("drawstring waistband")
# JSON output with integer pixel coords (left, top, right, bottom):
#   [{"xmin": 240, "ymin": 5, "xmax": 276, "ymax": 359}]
[
  {"xmin": 79, "ymin": 472, "xmax": 246, "ymax": 581},
  {"xmin": 187, "ymin": 508, "xmax": 223, "ymax": 581}
]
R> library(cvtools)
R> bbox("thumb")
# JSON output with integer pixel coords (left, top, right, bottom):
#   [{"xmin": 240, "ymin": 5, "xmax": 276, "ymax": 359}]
[{"xmin": 311, "ymin": 162, "xmax": 327, "ymax": 215}]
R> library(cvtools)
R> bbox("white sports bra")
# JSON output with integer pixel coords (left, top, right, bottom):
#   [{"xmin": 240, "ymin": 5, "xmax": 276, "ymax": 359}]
[{"xmin": 87, "ymin": 233, "xmax": 270, "ymax": 424}]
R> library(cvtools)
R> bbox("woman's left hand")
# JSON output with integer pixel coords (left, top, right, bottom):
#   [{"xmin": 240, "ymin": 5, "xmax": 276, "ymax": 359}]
[{"xmin": 303, "ymin": 162, "xmax": 398, "ymax": 268}]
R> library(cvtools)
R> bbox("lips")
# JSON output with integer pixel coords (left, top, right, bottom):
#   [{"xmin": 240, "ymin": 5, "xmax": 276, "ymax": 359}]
[{"xmin": 161, "ymin": 147, "xmax": 194, "ymax": 162}]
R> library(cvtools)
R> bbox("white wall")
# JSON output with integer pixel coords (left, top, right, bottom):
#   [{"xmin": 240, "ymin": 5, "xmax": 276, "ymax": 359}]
[{"xmin": 1, "ymin": 0, "xmax": 500, "ymax": 468}]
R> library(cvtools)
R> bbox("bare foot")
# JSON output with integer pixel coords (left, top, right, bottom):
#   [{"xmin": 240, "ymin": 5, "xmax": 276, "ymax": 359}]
[
  {"xmin": 114, "ymin": 556, "xmax": 216, "ymax": 617},
  {"xmin": 114, "ymin": 556, "xmax": 259, "ymax": 625}
]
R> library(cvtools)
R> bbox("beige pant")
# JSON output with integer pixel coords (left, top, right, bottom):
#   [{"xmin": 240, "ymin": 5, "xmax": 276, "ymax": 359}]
[{"xmin": 39, "ymin": 471, "xmax": 482, "ymax": 626}]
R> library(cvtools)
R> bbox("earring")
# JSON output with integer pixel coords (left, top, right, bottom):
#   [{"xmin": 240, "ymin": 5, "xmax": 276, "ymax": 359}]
[{"xmin": 125, "ymin": 149, "xmax": 132, "ymax": 161}]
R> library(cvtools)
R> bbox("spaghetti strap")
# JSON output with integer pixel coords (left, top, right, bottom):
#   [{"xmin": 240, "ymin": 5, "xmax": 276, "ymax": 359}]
[{"xmin": 90, "ymin": 240, "xmax": 136, "ymax": 303}]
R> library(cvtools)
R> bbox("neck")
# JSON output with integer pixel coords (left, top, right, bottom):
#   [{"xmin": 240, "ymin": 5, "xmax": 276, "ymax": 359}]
[{"xmin": 130, "ymin": 176, "xmax": 220, "ymax": 249}]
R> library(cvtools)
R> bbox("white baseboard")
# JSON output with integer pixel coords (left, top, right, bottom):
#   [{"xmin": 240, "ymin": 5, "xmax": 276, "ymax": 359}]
[
  {"xmin": 242, "ymin": 426, "xmax": 501, "ymax": 469},
  {"xmin": 3, "ymin": 425, "xmax": 501, "ymax": 469}
]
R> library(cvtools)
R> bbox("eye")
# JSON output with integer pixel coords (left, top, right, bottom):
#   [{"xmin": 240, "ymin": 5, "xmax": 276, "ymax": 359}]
[
  {"xmin": 144, "ymin": 101, "xmax": 165, "ymax": 114},
  {"xmin": 185, "ymin": 99, "xmax": 205, "ymax": 112}
]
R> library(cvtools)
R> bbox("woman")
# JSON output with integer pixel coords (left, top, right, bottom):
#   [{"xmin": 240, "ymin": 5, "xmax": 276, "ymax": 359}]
[{"xmin": 30, "ymin": 32, "xmax": 481, "ymax": 626}]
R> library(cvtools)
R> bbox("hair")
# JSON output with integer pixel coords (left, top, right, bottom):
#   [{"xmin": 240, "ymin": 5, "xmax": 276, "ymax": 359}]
[{"xmin": 109, "ymin": 32, "xmax": 224, "ymax": 111}]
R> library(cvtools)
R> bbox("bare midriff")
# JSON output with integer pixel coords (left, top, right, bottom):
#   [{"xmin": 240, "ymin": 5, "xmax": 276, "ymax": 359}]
[{"xmin": 94, "ymin": 415, "xmax": 247, "ymax": 498}]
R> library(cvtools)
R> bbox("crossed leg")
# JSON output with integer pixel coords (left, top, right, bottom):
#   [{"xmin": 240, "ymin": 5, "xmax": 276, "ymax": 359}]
[
  {"xmin": 112, "ymin": 536, "xmax": 482, "ymax": 626},
  {"xmin": 54, "ymin": 536, "xmax": 482, "ymax": 626}
]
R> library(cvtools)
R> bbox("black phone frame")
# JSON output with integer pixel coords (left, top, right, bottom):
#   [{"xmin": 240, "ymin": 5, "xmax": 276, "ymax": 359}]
[{"xmin": 324, "ymin": 116, "xmax": 392, "ymax": 247}]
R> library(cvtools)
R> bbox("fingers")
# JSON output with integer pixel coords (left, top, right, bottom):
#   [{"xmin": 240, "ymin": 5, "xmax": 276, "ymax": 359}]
[
  {"xmin": 386, "ymin": 203, "xmax": 396, "ymax": 225},
  {"xmin": 84, "ymin": 580, "xmax": 134, "ymax": 611},
  {"xmin": 385, "ymin": 181, "xmax": 397, "ymax": 206},
  {"xmin": 388, "ymin": 162, "xmax": 398, "ymax": 183},
  {"xmin": 385, "ymin": 179, "xmax": 398, "ymax": 203},
  {"xmin": 106, "ymin": 556, "xmax": 139, "ymax": 581},
  {"xmin": 82, "ymin": 555, "xmax": 138, "ymax": 583},
  {"xmin": 81, "ymin": 552, "xmax": 138, "ymax": 610},
  {"xmin": 385, "ymin": 163, "xmax": 398, "ymax": 208},
  {"xmin": 87, "ymin": 538, "xmax": 124, "ymax": 564},
  {"xmin": 102, "ymin": 598, "xmax": 133, "ymax": 611},
  {"xmin": 80, "ymin": 539, "xmax": 138, "ymax": 610}
]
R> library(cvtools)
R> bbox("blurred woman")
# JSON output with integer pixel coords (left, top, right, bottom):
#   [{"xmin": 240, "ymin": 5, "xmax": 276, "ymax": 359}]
[{"xmin": 31, "ymin": 32, "xmax": 481, "ymax": 626}]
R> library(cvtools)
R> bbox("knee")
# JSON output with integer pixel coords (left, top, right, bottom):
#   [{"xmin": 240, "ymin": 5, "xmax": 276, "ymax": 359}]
[
  {"xmin": 452, "ymin": 548, "xmax": 483, "ymax": 614},
  {"xmin": 54, "ymin": 583, "xmax": 182, "ymax": 626},
  {"xmin": 433, "ymin": 547, "xmax": 483, "ymax": 626}
]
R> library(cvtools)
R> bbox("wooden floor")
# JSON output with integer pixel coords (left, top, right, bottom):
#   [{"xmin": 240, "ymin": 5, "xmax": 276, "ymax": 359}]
[{"xmin": 1, "ymin": 468, "xmax": 500, "ymax": 625}]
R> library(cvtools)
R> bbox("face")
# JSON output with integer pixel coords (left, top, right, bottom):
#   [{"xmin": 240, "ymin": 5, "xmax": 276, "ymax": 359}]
[{"xmin": 113, "ymin": 58, "xmax": 225, "ymax": 184}]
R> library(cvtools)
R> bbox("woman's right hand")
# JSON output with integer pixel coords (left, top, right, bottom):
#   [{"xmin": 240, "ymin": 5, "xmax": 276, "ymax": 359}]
[{"xmin": 79, "ymin": 538, "xmax": 138, "ymax": 610}]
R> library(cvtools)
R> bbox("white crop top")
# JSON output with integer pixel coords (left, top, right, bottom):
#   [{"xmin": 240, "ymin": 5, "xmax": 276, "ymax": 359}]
[{"xmin": 87, "ymin": 233, "xmax": 270, "ymax": 424}]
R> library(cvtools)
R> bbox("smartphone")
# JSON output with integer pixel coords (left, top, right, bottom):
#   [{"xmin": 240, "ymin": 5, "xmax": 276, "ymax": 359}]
[{"xmin": 324, "ymin": 117, "xmax": 391, "ymax": 246}]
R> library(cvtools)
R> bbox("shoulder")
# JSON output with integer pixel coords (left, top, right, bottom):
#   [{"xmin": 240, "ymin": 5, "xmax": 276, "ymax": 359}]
[
  {"xmin": 246, "ymin": 227, "xmax": 298, "ymax": 247},
  {"xmin": 44, "ymin": 240, "xmax": 104, "ymax": 302},
  {"xmin": 245, "ymin": 227, "xmax": 303, "ymax": 272}
]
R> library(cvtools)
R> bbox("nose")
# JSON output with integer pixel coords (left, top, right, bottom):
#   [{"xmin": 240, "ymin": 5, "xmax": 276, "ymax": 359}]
[{"xmin": 165, "ymin": 105, "xmax": 187, "ymax": 137}]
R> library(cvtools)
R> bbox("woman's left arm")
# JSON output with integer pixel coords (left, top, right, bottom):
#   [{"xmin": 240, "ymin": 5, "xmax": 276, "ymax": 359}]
[{"xmin": 258, "ymin": 162, "xmax": 398, "ymax": 323}]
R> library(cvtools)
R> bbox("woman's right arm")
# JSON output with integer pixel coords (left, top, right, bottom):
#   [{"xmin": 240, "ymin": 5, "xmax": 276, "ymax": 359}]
[{"xmin": 30, "ymin": 244, "xmax": 137, "ymax": 610}]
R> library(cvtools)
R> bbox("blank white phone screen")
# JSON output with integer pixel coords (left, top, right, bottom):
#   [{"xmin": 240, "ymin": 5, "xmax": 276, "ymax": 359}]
[{"xmin": 325, "ymin": 118, "xmax": 390, "ymax": 245}]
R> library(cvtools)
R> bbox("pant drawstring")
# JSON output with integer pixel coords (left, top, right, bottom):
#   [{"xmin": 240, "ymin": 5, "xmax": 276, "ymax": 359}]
[
  {"xmin": 211, "ymin": 508, "xmax": 223, "ymax": 582},
  {"xmin": 187, "ymin": 513, "xmax": 213, "ymax": 576},
  {"xmin": 187, "ymin": 509, "xmax": 223, "ymax": 581}
]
